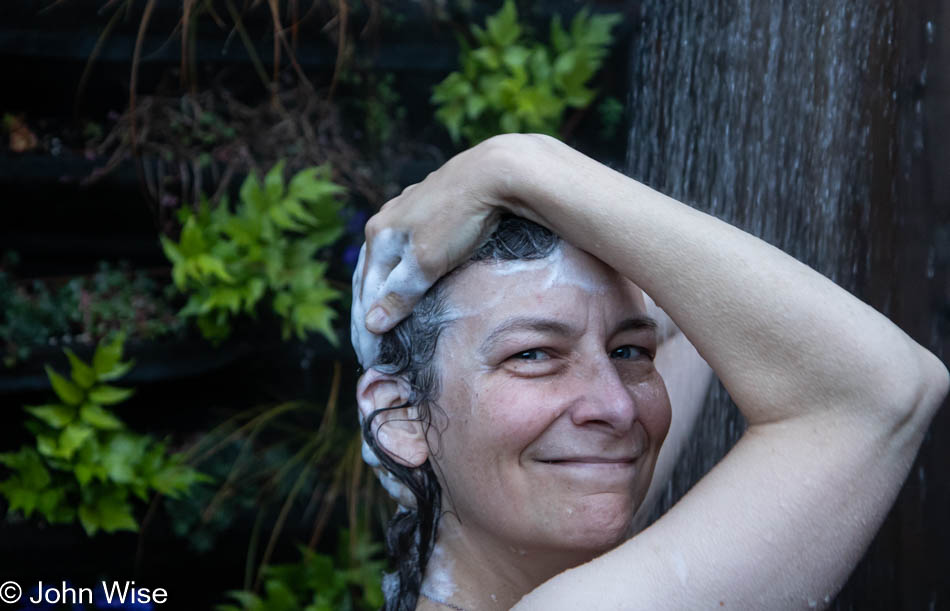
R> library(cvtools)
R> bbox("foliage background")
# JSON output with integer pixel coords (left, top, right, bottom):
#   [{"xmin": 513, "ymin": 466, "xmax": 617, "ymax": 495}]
[
  {"xmin": 5, "ymin": 1, "xmax": 947, "ymax": 609},
  {"xmin": 0, "ymin": 1, "xmax": 630, "ymax": 608}
]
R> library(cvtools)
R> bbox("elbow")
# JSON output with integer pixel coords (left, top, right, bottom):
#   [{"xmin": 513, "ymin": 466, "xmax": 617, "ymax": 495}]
[
  {"xmin": 916, "ymin": 347, "xmax": 949, "ymax": 416},
  {"xmin": 890, "ymin": 346, "xmax": 949, "ymax": 435}
]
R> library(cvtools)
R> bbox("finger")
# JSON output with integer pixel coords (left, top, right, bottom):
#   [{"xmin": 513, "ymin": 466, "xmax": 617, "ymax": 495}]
[
  {"xmin": 362, "ymin": 229, "xmax": 405, "ymax": 303},
  {"xmin": 351, "ymin": 243, "xmax": 381, "ymax": 367},
  {"xmin": 365, "ymin": 292, "xmax": 413, "ymax": 334},
  {"xmin": 366, "ymin": 256, "xmax": 432, "ymax": 333}
]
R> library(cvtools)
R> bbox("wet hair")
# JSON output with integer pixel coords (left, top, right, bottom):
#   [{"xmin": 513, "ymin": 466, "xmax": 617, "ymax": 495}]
[{"xmin": 362, "ymin": 215, "xmax": 560, "ymax": 611}]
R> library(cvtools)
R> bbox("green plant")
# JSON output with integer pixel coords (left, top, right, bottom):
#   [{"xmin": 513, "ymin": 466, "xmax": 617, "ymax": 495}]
[
  {"xmin": 338, "ymin": 70, "xmax": 406, "ymax": 150},
  {"xmin": 218, "ymin": 527, "xmax": 385, "ymax": 611},
  {"xmin": 0, "ymin": 257, "xmax": 185, "ymax": 368},
  {"xmin": 175, "ymin": 362, "xmax": 387, "ymax": 593},
  {"xmin": 160, "ymin": 162, "xmax": 345, "ymax": 344},
  {"xmin": 0, "ymin": 333, "xmax": 208, "ymax": 535},
  {"xmin": 432, "ymin": 0, "xmax": 621, "ymax": 146},
  {"xmin": 597, "ymin": 95, "xmax": 625, "ymax": 141},
  {"xmin": 0, "ymin": 269, "xmax": 78, "ymax": 367}
]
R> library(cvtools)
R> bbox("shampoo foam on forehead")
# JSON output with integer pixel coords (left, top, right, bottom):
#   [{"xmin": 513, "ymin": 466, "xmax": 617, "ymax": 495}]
[
  {"xmin": 442, "ymin": 243, "xmax": 620, "ymax": 320},
  {"xmin": 351, "ymin": 233, "xmax": 644, "ymax": 508}
]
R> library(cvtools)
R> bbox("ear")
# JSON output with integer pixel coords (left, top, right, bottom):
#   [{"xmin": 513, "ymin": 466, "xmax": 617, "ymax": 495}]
[{"xmin": 356, "ymin": 368, "xmax": 429, "ymax": 468}]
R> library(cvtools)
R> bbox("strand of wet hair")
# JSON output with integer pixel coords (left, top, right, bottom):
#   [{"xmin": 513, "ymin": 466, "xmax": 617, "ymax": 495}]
[{"xmin": 364, "ymin": 403, "xmax": 442, "ymax": 611}]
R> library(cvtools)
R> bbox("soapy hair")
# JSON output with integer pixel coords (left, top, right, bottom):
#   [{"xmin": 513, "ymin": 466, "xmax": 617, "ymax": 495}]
[{"xmin": 363, "ymin": 215, "xmax": 560, "ymax": 611}]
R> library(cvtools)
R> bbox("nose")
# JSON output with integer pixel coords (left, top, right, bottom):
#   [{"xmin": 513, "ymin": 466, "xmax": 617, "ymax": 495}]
[{"xmin": 568, "ymin": 355, "xmax": 637, "ymax": 434}]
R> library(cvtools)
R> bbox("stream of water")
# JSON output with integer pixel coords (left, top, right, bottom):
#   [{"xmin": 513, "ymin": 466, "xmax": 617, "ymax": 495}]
[{"xmin": 625, "ymin": 2, "xmax": 943, "ymax": 608}]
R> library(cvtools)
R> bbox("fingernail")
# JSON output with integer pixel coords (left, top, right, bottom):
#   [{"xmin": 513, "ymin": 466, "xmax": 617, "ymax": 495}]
[{"xmin": 366, "ymin": 306, "xmax": 388, "ymax": 332}]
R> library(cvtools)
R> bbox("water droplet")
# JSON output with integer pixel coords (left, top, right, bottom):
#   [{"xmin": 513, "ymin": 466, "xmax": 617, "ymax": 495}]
[{"xmin": 925, "ymin": 21, "xmax": 935, "ymax": 44}]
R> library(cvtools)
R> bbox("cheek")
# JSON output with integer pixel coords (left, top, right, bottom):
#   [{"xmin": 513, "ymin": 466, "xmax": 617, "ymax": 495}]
[
  {"xmin": 477, "ymin": 378, "xmax": 564, "ymax": 449},
  {"xmin": 632, "ymin": 374, "xmax": 672, "ymax": 445},
  {"xmin": 436, "ymin": 376, "xmax": 559, "ymax": 467}
]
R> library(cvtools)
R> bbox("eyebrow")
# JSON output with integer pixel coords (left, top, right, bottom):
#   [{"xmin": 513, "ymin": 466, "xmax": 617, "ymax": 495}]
[{"xmin": 478, "ymin": 314, "xmax": 658, "ymax": 356}]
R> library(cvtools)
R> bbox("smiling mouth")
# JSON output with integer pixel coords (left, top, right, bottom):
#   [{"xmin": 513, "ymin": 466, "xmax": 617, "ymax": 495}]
[{"xmin": 538, "ymin": 458, "xmax": 636, "ymax": 465}]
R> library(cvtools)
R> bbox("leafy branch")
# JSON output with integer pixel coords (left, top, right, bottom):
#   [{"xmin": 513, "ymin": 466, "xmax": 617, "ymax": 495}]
[
  {"xmin": 432, "ymin": 0, "xmax": 621, "ymax": 146},
  {"xmin": 161, "ymin": 162, "xmax": 345, "ymax": 344},
  {"xmin": 0, "ymin": 333, "xmax": 209, "ymax": 535}
]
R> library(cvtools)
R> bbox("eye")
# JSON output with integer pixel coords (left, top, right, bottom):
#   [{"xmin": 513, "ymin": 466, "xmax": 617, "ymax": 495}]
[
  {"xmin": 610, "ymin": 345, "xmax": 653, "ymax": 360},
  {"xmin": 510, "ymin": 348, "xmax": 550, "ymax": 361}
]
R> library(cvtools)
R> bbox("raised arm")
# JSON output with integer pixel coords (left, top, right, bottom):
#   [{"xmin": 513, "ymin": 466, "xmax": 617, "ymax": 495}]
[
  {"xmin": 630, "ymin": 295, "xmax": 714, "ymax": 534},
  {"xmin": 358, "ymin": 134, "xmax": 948, "ymax": 609}
]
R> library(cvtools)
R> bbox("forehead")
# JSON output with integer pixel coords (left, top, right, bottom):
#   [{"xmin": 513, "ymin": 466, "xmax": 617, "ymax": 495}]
[{"xmin": 442, "ymin": 243, "xmax": 646, "ymax": 328}]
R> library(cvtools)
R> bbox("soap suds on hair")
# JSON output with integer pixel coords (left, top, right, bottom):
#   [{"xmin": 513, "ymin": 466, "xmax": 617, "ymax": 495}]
[
  {"xmin": 351, "ymin": 229, "xmax": 431, "ymax": 368},
  {"xmin": 353, "ymin": 237, "xmax": 623, "ymax": 507}
]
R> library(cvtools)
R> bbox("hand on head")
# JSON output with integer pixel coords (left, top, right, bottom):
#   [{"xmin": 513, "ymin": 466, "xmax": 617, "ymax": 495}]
[{"xmin": 354, "ymin": 135, "xmax": 535, "ymax": 351}]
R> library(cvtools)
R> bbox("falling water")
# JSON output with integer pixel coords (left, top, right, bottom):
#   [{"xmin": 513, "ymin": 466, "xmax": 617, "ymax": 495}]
[{"xmin": 624, "ymin": 2, "xmax": 945, "ymax": 608}]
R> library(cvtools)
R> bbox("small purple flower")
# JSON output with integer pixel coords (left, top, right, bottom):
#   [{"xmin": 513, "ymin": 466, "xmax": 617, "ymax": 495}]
[
  {"xmin": 19, "ymin": 581, "xmax": 85, "ymax": 611},
  {"xmin": 345, "ymin": 210, "xmax": 369, "ymax": 236},
  {"xmin": 94, "ymin": 597, "xmax": 153, "ymax": 610},
  {"xmin": 343, "ymin": 245, "xmax": 361, "ymax": 269}
]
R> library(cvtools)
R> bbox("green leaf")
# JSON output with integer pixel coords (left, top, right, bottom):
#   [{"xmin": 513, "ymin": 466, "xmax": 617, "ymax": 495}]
[
  {"xmin": 223, "ymin": 591, "xmax": 265, "ymax": 611},
  {"xmin": 74, "ymin": 462, "xmax": 98, "ymax": 487},
  {"xmin": 502, "ymin": 45, "xmax": 530, "ymax": 73},
  {"xmin": 96, "ymin": 359, "xmax": 134, "ymax": 382},
  {"xmin": 102, "ymin": 433, "xmax": 149, "ymax": 484},
  {"xmin": 550, "ymin": 15, "xmax": 570, "ymax": 53},
  {"xmin": 472, "ymin": 47, "xmax": 500, "ymax": 70},
  {"xmin": 151, "ymin": 464, "xmax": 209, "ymax": 498},
  {"xmin": 79, "ymin": 403, "xmax": 124, "ymax": 430},
  {"xmin": 78, "ymin": 490, "xmax": 138, "ymax": 536},
  {"xmin": 64, "ymin": 349, "xmax": 96, "ymax": 389},
  {"xmin": 486, "ymin": 0, "xmax": 521, "ymax": 47},
  {"xmin": 239, "ymin": 173, "xmax": 267, "ymax": 214},
  {"xmin": 287, "ymin": 167, "xmax": 345, "ymax": 204},
  {"xmin": 25, "ymin": 404, "xmax": 76, "ymax": 429},
  {"xmin": 58, "ymin": 423, "xmax": 94, "ymax": 459},
  {"xmin": 264, "ymin": 160, "xmax": 287, "ymax": 203},
  {"xmin": 206, "ymin": 287, "xmax": 243, "ymax": 314},
  {"xmin": 280, "ymin": 197, "xmax": 318, "ymax": 226},
  {"xmin": 92, "ymin": 332, "xmax": 127, "ymax": 380},
  {"xmin": 243, "ymin": 278, "xmax": 267, "ymax": 312},
  {"xmin": 35, "ymin": 487, "xmax": 69, "ymax": 522},
  {"xmin": 196, "ymin": 312, "xmax": 231, "ymax": 343},
  {"xmin": 270, "ymin": 205, "xmax": 308, "ymax": 232},
  {"xmin": 0, "ymin": 447, "xmax": 51, "ymax": 489},
  {"xmin": 195, "ymin": 254, "xmax": 234, "ymax": 282},
  {"xmin": 36, "ymin": 435, "xmax": 58, "ymax": 458},
  {"xmin": 0, "ymin": 479, "xmax": 39, "ymax": 517},
  {"xmin": 45, "ymin": 366, "xmax": 84, "ymax": 406},
  {"xmin": 179, "ymin": 216, "xmax": 207, "ymax": 257},
  {"xmin": 88, "ymin": 384, "xmax": 134, "ymax": 406}
]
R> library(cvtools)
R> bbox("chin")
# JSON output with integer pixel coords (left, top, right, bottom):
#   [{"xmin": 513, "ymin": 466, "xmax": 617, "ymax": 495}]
[{"xmin": 556, "ymin": 496, "xmax": 637, "ymax": 553}]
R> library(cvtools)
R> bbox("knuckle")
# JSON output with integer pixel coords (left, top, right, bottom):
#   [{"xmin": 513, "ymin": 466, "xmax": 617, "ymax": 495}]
[
  {"xmin": 364, "ymin": 215, "xmax": 382, "ymax": 238},
  {"xmin": 379, "ymin": 196, "xmax": 399, "ymax": 211}
]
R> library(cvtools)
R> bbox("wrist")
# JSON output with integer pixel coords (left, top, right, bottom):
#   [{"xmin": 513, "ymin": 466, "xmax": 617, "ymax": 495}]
[{"xmin": 477, "ymin": 133, "xmax": 565, "ymax": 227}]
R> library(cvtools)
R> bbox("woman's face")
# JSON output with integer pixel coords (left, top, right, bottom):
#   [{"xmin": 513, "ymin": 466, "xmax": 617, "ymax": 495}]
[{"xmin": 428, "ymin": 244, "xmax": 672, "ymax": 560}]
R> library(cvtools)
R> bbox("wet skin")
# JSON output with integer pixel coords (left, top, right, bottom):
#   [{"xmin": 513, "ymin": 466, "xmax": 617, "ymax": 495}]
[{"xmin": 426, "ymin": 243, "xmax": 672, "ymax": 575}]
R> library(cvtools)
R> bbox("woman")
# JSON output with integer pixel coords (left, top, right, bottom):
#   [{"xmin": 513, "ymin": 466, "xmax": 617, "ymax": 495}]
[{"xmin": 352, "ymin": 134, "xmax": 948, "ymax": 610}]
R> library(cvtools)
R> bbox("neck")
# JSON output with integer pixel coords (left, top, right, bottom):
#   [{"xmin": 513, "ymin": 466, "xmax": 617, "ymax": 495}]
[{"xmin": 418, "ymin": 516, "xmax": 596, "ymax": 610}]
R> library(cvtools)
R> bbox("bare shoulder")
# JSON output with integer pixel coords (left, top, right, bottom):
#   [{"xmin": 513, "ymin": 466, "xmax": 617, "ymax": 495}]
[{"xmin": 515, "ymin": 347, "xmax": 948, "ymax": 611}]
